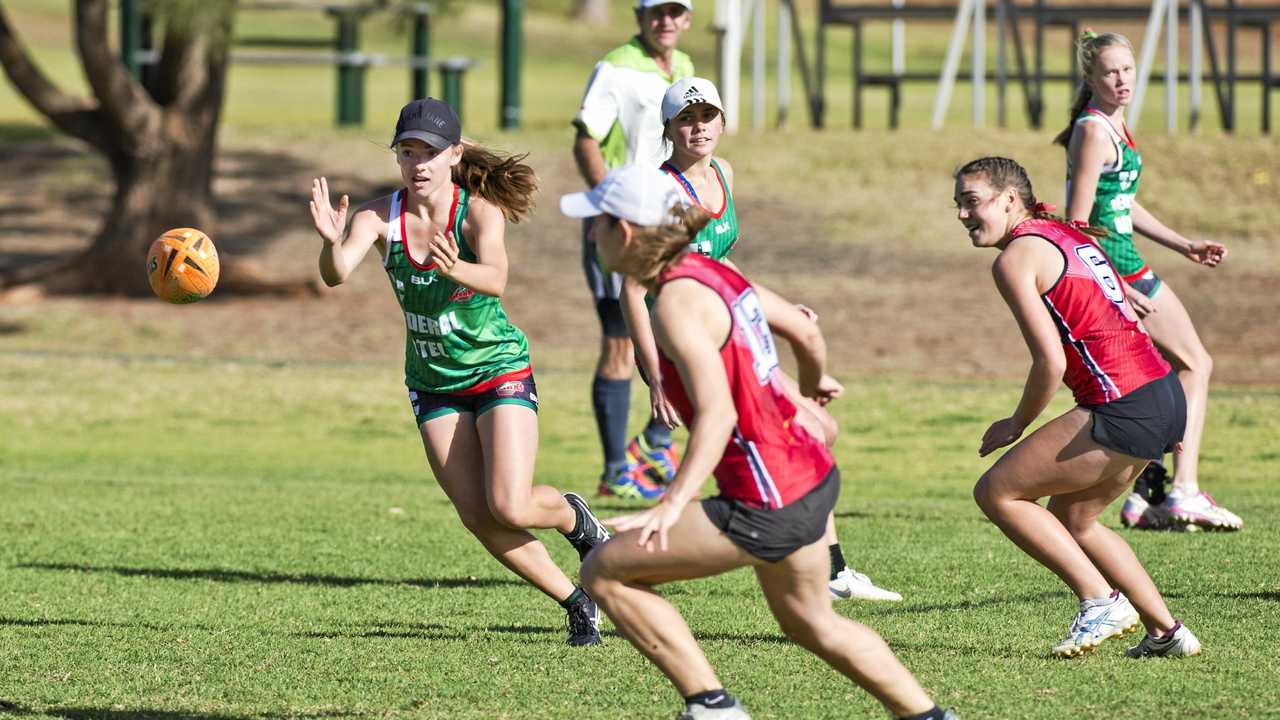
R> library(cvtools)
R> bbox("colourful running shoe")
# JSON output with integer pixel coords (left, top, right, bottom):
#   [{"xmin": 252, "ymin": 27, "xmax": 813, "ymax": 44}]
[
  {"xmin": 1119, "ymin": 492, "xmax": 1173, "ymax": 530},
  {"xmin": 1051, "ymin": 591, "xmax": 1140, "ymax": 658},
  {"xmin": 627, "ymin": 434, "xmax": 680, "ymax": 486},
  {"xmin": 1163, "ymin": 489, "xmax": 1243, "ymax": 531},
  {"xmin": 1126, "ymin": 620, "xmax": 1202, "ymax": 658},
  {"xmin": 597, "ymin": 463, "xmax": 665, "ymax": 500}
]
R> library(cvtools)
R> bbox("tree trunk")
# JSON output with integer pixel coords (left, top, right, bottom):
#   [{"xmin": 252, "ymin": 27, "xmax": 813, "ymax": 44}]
[{"xmin": 570, "ymin": 0, "xmax": 609, "ymax": 26}]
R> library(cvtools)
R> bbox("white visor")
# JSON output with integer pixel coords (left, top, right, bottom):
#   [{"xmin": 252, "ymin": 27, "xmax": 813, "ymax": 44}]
[{"xmin": 560, "ymin": 164, "xmax": 685, "ymax": 227}]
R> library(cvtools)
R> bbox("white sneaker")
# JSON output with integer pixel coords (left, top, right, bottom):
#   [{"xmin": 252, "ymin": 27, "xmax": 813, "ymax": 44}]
[
  {"xmin": 1164, "ymin": 489, "xmax": 1243, "ymax": 531},
  {"xmin": 676, "ymin": 697, "xmax": 750, "ymax": 719},
  {"xmin": 1126, "ymin": 621, "xmax": 1202, "ymax": 658},
  {"xmin": 1119, "ymin": 491, "xmax": 1174, "ymax": 530},
  {"xmin": 828, "ymin": 567, "xmax": 902, "ymax": 602},
  {"xmin": 1051, "ymin": 592, "xmax": 1140, "ymax": 657}
]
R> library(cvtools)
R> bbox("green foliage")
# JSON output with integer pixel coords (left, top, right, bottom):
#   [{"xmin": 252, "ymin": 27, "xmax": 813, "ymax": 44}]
[{"xmin": 0, "ymin": 352, "xmax": 1277, "ymax": 718}]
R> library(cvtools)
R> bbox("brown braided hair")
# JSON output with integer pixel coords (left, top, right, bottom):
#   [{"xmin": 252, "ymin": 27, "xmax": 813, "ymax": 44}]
[
  {"xmin": 1053, "ymin": 31, "xmax": 1135, "ymax": 148},
  {"xmin": 955, "ymin": 157, "xmax": 1109, "ymax": 239}
]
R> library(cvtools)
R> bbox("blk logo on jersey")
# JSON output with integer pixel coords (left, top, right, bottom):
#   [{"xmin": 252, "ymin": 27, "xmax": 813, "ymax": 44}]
[{"xmin": 411, "ymin": 274, "xmax": 437, "ymax": 286}]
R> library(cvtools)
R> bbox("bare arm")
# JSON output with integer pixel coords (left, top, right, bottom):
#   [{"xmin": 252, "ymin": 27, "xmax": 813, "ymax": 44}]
[
  {"xmin": 311, "ymin": 176, "xmax": 383, "ymax": 287},
  {"xmin": 622, "ymin": 276, "xmax": 682, "ymax": 428},
  {"xmin": 607, "ymin": 279, "xmax": 736, "ymax": 550},
  {"xmin": 1131, "ymin": 199, "xmax": 1228, "ymax": 267},
  {"xmin": 428, "ymin": 197, "xmax": 509, "ymax": 297},
  {"xmin": 751, "ymin": 281, "xmax": 840, "ymax": 404},
  {"xmin": 981, "ymin": 238, "xmax": 1068, "ymax": 456},
  {"xmin": 1064, "ymin": 121, "xmax": 1110, "ymax": 224},
  {"xmin": 573, "ymin": 126, "xmax": 609, "ymax": 188}
]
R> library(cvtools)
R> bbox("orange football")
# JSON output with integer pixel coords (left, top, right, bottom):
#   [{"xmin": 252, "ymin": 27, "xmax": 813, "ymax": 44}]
[{"xmin": 146, "ymin": 227, "xmax": 220, "ymax": 304}]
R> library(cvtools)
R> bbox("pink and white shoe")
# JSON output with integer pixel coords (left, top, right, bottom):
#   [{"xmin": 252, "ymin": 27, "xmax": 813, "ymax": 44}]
[
  {"xmin": 1164, "ymin": 489, "xmax": 1243, "ymax": 531},
  {"xmin": 1119, "ymin": 492, "xmax": 1173, "ymax": 530}
]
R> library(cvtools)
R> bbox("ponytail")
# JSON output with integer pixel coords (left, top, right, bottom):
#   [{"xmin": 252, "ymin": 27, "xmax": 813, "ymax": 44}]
[
  {"xmin": 451, "ymin": 142, "xmax": 538, "ymax": 224},
  {"xmin": 627, "ymin": 203, "xmax": 712, "ymax": 285},
  {"xmin": 1053, "ymin": 85, "xmax": 1093, "ymax": 148}
]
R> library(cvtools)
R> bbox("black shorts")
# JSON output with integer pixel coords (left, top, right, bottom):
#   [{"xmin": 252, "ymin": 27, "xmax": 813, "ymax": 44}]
[
  {"xmin": 701, "ymin": 467, "xmax": 840, "ymax": 563},
  {"xmin": 1128, "ymin": 268, "xmax": 1164, "ymax": 299},
  {"xmin": 408, "ymin": 375, "xmax": 539, "ymax": 425},
  {"xmin": 581, "ymin": 219, "xmax": 629, "ymax": 338},
  {"xmin": 1084, "ymin": 370, "xmax": 1185, "ymax": 460}
]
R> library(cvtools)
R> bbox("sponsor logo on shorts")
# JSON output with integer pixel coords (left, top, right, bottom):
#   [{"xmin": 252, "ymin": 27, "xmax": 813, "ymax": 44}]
[{"xmin": 495, "ymin": 381, "xmax": 524, "ymax": 397}]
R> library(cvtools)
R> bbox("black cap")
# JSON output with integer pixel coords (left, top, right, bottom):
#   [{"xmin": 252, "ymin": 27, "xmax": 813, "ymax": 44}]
[{"xmin": 390, "ymin": 98, "xmax": 461, "ymax": 149}]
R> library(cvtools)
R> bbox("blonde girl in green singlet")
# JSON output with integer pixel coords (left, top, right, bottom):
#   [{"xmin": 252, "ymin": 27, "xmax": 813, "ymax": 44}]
[
  {"xmin": 310, "ymin": 98, "xmax": 611, "ymax": 647},
  {"xmin": 620, "ymin": 78, "xmax": 904, "ymax": 602},
  {"xmin": 1057, "ymin": 32, "xmax": 1241, "ymax": 532}
]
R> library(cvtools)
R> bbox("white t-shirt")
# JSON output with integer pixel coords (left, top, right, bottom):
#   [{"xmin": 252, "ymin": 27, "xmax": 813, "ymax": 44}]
[{"xmin": 574, "ymin": 37, "xmax": 694, "ymax": 171}]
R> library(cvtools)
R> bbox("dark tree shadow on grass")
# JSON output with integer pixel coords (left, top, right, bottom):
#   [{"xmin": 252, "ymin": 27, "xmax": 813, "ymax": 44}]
[
  {"xmin": 0, "ymin": 616, "xmax": 215, "ymax": 633},
  {"xmin": 861, "ymin": 590, "xmax": 1069, "ymax": 616},
  {"xmin": 297, "ymin": 621, "xmax": 465, "ymax": 641},
  {"xmin": 15, "ymin": 562, "xmax": 523, "ymax": 590},
  {"xmin": 1212, "ymin": 590, "xmax": 1280, "ymax": 602}
]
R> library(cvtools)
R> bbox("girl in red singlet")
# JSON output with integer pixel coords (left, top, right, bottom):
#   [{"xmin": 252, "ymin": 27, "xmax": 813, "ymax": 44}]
[
  {"xmin": 955, "ymin": 156, "xmax": 1200, "ymax": 660},
  {"xmin": 561, "ymin": 164, "xmax": 952, "ymax": 720}
]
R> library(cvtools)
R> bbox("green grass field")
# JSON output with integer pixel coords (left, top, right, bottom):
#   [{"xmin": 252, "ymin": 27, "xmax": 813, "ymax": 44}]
[
  {"xmin": 1, "ymin": 351, "xmax": 1278, "ymax": 719},
  {"xmin": 2, "ymin": 1, "xmax": 1280, "ymax": 717}
]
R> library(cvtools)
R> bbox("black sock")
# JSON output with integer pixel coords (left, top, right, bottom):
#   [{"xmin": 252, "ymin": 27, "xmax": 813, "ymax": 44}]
[
  {"xmin": 829, "ymin": 543, "xmax": 846, "ymax": 580},
  {"xmin": 559, "ymin": 586, "xmax": 587, "ymax": 610},
  {"xmin": 642, "ymin": 417, "xmax": 672, "ymax": 448},
  {"xmin": 592, "ymin": 376, "xmax": 631, "ymax": 469},
  {"xmin": 684, "ymin": 689, "xmax": 734, "ymax": 709},
  {"xmin": 899, "ymin": 705, "xmax": 945, "ymax": 720}
]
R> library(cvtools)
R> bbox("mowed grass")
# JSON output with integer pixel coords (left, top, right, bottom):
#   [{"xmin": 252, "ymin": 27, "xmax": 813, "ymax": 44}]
[{"xmin": 1, "ymin": 351, "xmax": 1278, "ymax": 719}]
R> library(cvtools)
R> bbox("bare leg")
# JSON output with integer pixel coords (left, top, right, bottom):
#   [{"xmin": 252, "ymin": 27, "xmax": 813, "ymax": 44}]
[
  {"xmin": 755, "ymin": 541, "xmax": 934, "ymax": 717},
  {"xmin": 421, "ymin": 412, "xmax": 575, "ymax": 602},
  {"xmin": 1049, "ymin": 482, "xmax": 1177, "ymax": 636},
  {"xmin": 974, "ymin": 407, "xmax": 1146, "ymax": 601},
  {"xmin": 477, "ymin": 405, "xmax": 576, "ymax": 534},
  {"xmin": 583, "ymin": 503, "xmax": 752, "ymax": 696},
  {"xmin": 597, "ymin": 335, "xmax": 636, "ymax": 381},
  {"xmin": 1142, "ymin": 283, "xmax": 1212, "ymax": 496}
]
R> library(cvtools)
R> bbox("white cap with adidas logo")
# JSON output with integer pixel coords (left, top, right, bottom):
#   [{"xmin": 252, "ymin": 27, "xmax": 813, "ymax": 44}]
[{"xmin": 661, "ymin": 77, "xmax": 724, "ymax": 124}]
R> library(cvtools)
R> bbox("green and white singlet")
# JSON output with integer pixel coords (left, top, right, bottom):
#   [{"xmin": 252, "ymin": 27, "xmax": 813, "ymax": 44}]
[
  {"xmin": 383, "ymin": 186, "xmax": 531, "ymax": 393},
  {"xmin": 1066, "ymin": 108, "xmax": 1147, "ymax": 279},
  {"xmin": 661, "ymin": 158, "xmax": 739, "ymax": 260}
]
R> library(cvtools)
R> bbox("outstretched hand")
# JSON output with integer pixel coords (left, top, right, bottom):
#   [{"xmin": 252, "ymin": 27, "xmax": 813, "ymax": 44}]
[
  {"xmin": 1185, "ymin": 239, "xmax": 1227, "ymax": 268},
  {"xmin": 309, "ymin": 177, "xmax": 348, "ymax": 245}
]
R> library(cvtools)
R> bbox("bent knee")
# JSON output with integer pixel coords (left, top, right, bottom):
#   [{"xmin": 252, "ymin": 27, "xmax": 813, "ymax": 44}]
[
  {"xmin": 487, "ymin": 497, "xmax": 534, "ymax": 530},
  {"xmin": 973, "ymin": 473, "xmax": 999, "ymax": 513}
]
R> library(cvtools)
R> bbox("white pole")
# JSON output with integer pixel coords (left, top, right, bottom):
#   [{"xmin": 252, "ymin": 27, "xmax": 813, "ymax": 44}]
[
  {"xmin": 752, "ymin": 0, "xmax": 765, "ymax": 130},
  {"xmin": 1130, "ymin": 0, "xmax": 1166, "ymax": 129},
  {"xmin": 1165, "ymin": 0, "xmax": 1178, "ymax": 133},
  {"xmin": 778, "ymin": 0, "xmax": 792, "ymax": 127},
  {"xmin": 973, "ymin": 0, "xmax": 986, "ymax": 127},
  {"xmin": 1190, "ymin": 0, "xmax": 1202, "ymax": 130},
  {"xmin": 720, "ymin": 0, "xmax": 742, "ymax": 133},
  {"xmin": 892, "ymin": 0, "xmax": 905, "ymax": 76},
  {"xmin": 933, "ymin": 0, "xmax": 975, "ymax": 129}
]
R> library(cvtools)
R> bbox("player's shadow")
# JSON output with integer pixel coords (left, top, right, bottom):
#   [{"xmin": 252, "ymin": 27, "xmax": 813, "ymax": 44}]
[
  {"xmin": 296, "ymin": 621, "xmax": 464, "ymax": 641},
  {"xmin": 1212, "ymin": 590, "xmax": 1280, "ymax": 602},
  {"xmin": 15, "ymin": 562, "xmax": 524, "ymax": 590},
  {"xmin": 0, "ymin": 702, "xmax": 364, "ymax": 719},
  {"xmin": 862, "ymin": 590, "xmax": 1068, "ymax": 615},
  {"xmin": 0, "ymin": 616, "xmax": 215, "ymax": 633}
]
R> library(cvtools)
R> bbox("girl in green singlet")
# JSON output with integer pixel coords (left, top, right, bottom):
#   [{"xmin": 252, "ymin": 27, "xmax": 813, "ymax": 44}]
[
  {"xmin": 1057, "ymin": 32, "xmax": 1241, "ymax": 532},
  {"xmin": 309, "ymin": 98, "xmax": 611, "ymax": 647},
  {"xmin": 621, "ymin": 78, "xmax": 903, "ymax": 602}
]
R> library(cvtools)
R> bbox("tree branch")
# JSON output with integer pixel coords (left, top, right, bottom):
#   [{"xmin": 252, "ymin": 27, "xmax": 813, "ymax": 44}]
[
  {"xmin": 0, "ymin": 1, "xmax": 107, "ymax": 145},
  {"xmin": 74, "ymin": 0, "xmax": 159, "ymax": 146}
]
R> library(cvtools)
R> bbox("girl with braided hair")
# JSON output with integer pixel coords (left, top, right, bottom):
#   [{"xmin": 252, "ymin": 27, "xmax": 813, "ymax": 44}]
[
  {"xmin": 956, "ymin": 156, "xmax": 1200, "ymax": 659},
  {"xmin": 1057, "ymin": 31, "xmax": 1240, "ymax": 532}
]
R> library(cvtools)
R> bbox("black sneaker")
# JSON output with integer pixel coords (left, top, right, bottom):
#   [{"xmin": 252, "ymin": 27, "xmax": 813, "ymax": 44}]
[
  {"xmin": 1135, "ymin": 461, "xmax": 1170, "ymax": 504},
  {"xmin": 563, "ymin": 492, "xmax": 610, "ymax": 561},
  {"xmin": 565, "ymin": 594, "xmax": 601, "ymax": 647}
]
